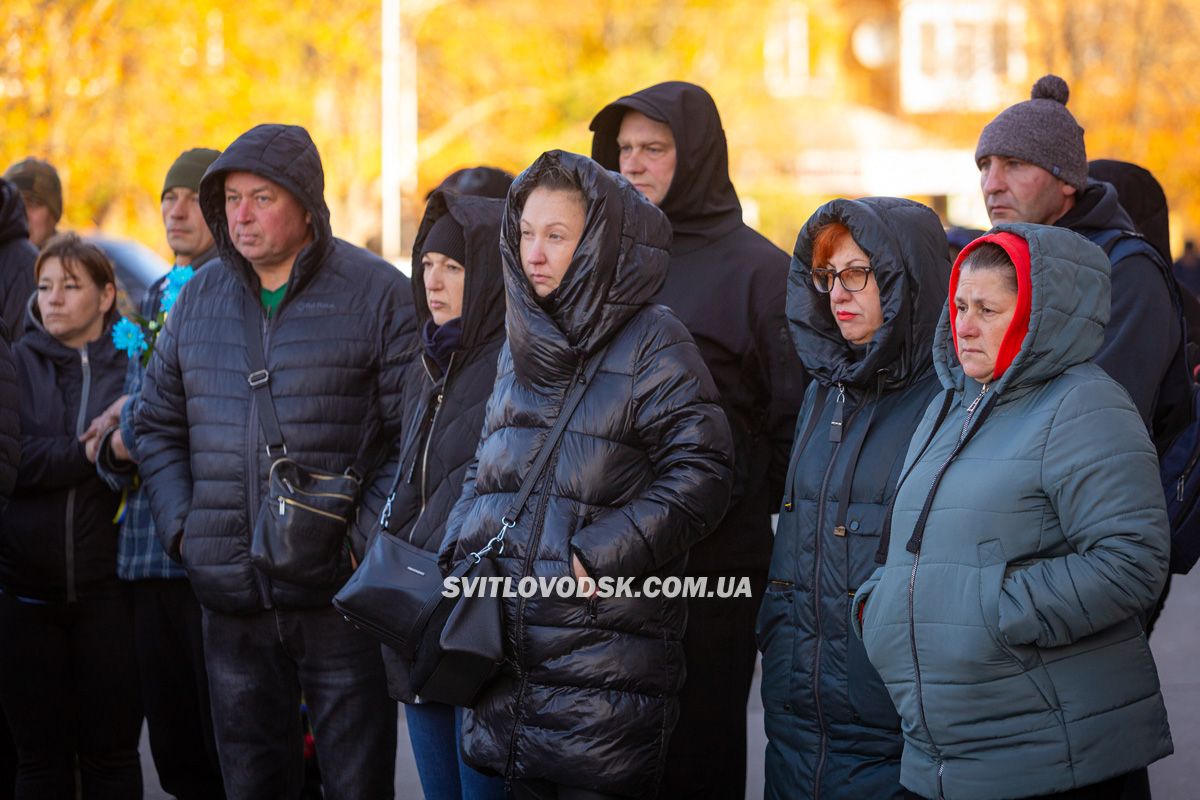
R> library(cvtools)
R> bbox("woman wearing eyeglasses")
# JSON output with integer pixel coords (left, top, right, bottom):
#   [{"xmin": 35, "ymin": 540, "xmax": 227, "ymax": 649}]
[{"xmin": 758, "ymin": 198, "xmax": 950, "ymax": 799}]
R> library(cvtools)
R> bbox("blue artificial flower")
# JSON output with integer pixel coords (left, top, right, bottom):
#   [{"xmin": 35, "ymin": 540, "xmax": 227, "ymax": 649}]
[
  {"xmin": 112, "ymin": 318, "xmax": 149, "ymax": 360},
  {"xmin": 159, "ymin": 265, "xmax": 195, "ymax": 314}
]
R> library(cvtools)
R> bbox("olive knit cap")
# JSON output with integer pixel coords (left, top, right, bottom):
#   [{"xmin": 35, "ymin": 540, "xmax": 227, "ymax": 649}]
[
  {"xmin": 162, "ymin": 148, "xmax": 222, "ymax": 198},
  {"xmin": 975, "ymin": 75, "xmax": 1088, "ymax": 192},
  {"xmin": 4, "ymin": 157, "xmax": 62, "ymax": 221}
]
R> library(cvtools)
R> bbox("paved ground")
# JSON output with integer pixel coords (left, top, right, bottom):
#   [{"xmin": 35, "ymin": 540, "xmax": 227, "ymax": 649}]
[{"xmin": 143, "ymin": 573, "xmax": 1200, "ymax": 799}]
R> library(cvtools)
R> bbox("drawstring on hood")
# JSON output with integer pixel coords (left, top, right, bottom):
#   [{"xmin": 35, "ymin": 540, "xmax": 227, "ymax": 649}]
[{"xmin": 948, "ymin": 232, "xmax": 1032, "ymax": 385}]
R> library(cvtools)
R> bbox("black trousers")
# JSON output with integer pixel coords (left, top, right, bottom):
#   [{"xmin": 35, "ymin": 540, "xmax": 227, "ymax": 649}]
[
  {"xmin": 1026, "ymin": 772, "xmax": 1131, "ymax": 799},
  {"xmin": 0, "ymin": 587, "xmax": 143, "ymax": 800},
  {"xmin": 132, "ymin": 579, "xmax": 225, "ymax": 800},
  {"xmin": 0, "ymin": 707, "xmax": 13, "ymax": 800},
  {"xmin": 659, "ymin": 569, "xmax": 766, "ymax": 799},
  {"xmin": 509, "ymin": 778, "xmax": 630, "ymax": 799}
]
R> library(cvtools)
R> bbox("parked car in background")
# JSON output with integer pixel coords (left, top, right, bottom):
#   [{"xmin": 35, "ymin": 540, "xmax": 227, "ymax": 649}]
[{"xmin": 89, "ymin": 236, "xmax": 170, "ymax": 318}]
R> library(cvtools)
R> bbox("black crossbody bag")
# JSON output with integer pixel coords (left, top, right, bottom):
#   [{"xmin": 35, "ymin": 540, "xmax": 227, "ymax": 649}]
[
  {"xmin": 334, "ymin": 351, "xmax": 604, "ymax": 706},
  {"xmin": 242, "ymin": 291, "xmax": 373, "ymax": 588}
]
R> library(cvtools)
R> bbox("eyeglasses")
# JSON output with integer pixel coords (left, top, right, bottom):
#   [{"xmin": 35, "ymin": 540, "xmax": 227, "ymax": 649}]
[{"xmin": 811, "ymin": 266, "xmax": 874, "ymax": 294}]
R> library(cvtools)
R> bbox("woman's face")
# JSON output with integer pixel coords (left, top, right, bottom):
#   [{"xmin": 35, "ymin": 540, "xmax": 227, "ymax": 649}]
[
  {"xmin": 422, "ymin": 251, "xmax": 465, "ymax": 326},
  {"xmin": 36, "ymin": 257, "xmax": 114, "ymax": 349},
  {"xmin": 821, "ymin": 236, "xmax": 883, "ymax": 346},
  {"xmin": 954, "ymin": 266, "xmax": 1018, "ymax": 383},
  {"xmin": 520, "ymin": 187, "xmax": 585, "ymax": 298}
]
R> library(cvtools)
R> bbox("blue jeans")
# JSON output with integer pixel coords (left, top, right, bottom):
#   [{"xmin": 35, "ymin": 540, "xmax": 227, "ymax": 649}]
[
  {"xmin": 406, "ymin": 702, "xmax": 505, "ymax": 800},
  {"xmin": 201, "ymin": 605, "xmax": 397, "ymax": 800}
]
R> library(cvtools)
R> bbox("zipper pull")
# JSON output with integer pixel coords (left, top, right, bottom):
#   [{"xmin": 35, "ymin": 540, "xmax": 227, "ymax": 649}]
[
  {"xmin": 278, "ymin": 496, "xmax": 286, "ymax": 515},
  {"xmin": 380, "ymin": 492, "xmax": 395, "ymax": 529},
  {"xmin": 1178, "ymin": 476, "xmax": 1185, "ymax": 503},
  {"xmin": 829, "ymin": 383, "xmax": 846, "ymax": 443}
]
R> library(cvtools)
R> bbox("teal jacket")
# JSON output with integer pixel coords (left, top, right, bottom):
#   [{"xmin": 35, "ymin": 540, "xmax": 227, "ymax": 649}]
[{"xmin": 853, "ymin": 223, "xmax": 1172, "ymax": 800}]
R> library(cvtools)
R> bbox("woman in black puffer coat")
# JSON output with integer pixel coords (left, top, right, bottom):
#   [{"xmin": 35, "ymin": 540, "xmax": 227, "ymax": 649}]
[
  {"xmin": 0, "ymin": 233, "xmax": 142, "ymax": 799},
  {"xmin": 441, "ymin": 151, "xmax": 734, "ymax": 799},
  {"xmin": 364, "ymin": 188, "xmax": 507, "ymax": 800}
]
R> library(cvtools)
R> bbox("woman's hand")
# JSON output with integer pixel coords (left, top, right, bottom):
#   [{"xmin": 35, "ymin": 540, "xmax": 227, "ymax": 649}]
[{"xmin": 572, "ymin": 554, "xmax": 598, "ymax": 598}]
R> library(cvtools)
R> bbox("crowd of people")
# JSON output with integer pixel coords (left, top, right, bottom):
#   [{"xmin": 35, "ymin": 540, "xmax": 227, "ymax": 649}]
[{"xmin": 0, "ymin": 73, "xmax": 1191, "ymax": 800}]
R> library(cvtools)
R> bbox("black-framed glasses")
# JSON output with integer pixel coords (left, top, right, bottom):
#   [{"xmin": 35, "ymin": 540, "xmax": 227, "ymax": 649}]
[{"xmin": 811, "ymin": 266, "xmax": 874, "ymax": 294}]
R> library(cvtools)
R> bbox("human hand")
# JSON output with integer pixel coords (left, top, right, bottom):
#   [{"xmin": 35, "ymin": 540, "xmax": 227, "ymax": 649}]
[
  {"xmin": 571, "ymin": 554, "xmax": 597, "ymax": 597},
  {"xmin": 79, "ymin": 394, "xmax": 129, "ymax": 449},
  {"xmin": 109, "ymin": 429, "xmax": 131, "ymax": 463}
]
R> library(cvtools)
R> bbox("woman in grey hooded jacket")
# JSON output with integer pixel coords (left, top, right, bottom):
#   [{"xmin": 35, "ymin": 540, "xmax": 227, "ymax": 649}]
[{"xmin": 854, "ymin": 224, "xmax": 1172, "ymax": 800}]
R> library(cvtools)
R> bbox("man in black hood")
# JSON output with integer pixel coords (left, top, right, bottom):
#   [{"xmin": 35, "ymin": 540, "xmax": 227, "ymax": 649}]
[
  {"xmin": 136, "ymin": 124, "xmax": 415, "ymax": 799},
  {"xmin": 591, "ymin": 81, "xmax": 806, "ymax": 799},
  {"xmin": 0, "ymin": 179, "xmax": 37, "ymax": 339},
  {"xmin": 976, "ymin": 74, "xmax": 1189, "ymax": 452}
]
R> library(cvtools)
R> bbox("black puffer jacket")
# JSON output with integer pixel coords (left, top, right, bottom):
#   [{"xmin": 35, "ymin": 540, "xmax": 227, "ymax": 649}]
[
  {"xmin": 0, "ymin": 319, "xmax": 16, "ymax": 512},
  {"xmin": 443, "ymin": 152, "xmax": 734, "ymax": 797},
  {"xmin": 0, "ymin": 180, "xmax": 37, "ymax": 340},
  {"xmin": 135, "ymin": 124, "xmax": 416, "ymax": 614},
  {"xmin": 591, "ymin": 81, "xmax": 805, "ymax": 575},
  {"xmin": 370, "ymin": 190, "xmax": 506, "ymax": 703},
  {"xmin": 0, "ymin": 303, "xmax": 126, "ymax": 602}
]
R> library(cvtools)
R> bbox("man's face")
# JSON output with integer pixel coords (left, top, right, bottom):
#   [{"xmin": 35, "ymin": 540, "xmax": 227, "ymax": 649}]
[
  {"xmin": 22, "ymin": 194, "xmax": 57, "ymax": 249},
  {"xmin": 979, "ymin": 155, "xmax": 1076, "ymax": 225},
  {"xmin": 223, "ymin": 171, "xmax": 312, "ymax": 273},
  {"xmin": 616, "ymin": 111, "xmax": 677, "ymax": 206},
  {"xmin": 161, "ymin": 187, "xmax": 214, "ymax": 265}
]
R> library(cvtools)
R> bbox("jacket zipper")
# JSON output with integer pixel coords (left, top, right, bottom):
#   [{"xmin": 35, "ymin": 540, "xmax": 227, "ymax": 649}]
[
  {"xmin": 907, "ymin": 383, "xmax": 988, "ymax": 798},
  {"xmin": 407, "ymin": 354, "xmax": 455, "ymax": 543},
  {"xmin": 811, "ymin": 383, "xmax": 863, "ymax": 799},
  {"xmin": 277, "ymin": 496, "xmax": 347, "ymax": 522},
  {"xmin": 504, "ymin": 362, "xmax": 583, "ymax": 778},
  {"xmin": 65, "ymin": 348, "xmax": 92, "ymax": 603}
]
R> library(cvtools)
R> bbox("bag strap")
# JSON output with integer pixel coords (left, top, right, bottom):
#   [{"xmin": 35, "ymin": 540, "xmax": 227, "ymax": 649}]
[
  {"xmin": 242, "ymin": 289, "xmax": 377, "ymax": 478},
  {"xmin": 781, "ymin": 386, "xmax": 828, "ymax": 512},
  {"xmin": 243, "ymin": 291, "xmax": 287, "ymax": 458}
]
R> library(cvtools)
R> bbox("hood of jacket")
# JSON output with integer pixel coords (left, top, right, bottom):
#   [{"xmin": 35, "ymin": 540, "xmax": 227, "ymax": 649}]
[
  {"xmin": 933, "ymin": 222, "xmax": 1111, "ymax": 396},
  {"xmin": 1055, "ymin": 179, "xmax": 1137, "ymax": 237},
  {"xmin": 198, "ymin": 124, "xmax": 333, "ymax": 296},
  {"xmin": 1087, "ymin": 160, "xmax": 1171, "ymax": 263},
  {"xmin": 502, "ymin": 150, "xmax": 670, "ymax": 385},
  {"xmin": 0, "ymin": 180, "xmax": 30, "ymax": 248},
  {"xmin": 789, "ymin": 197, "xmax": 950, "ymax": 392},
  {"xmin": 590, "ymin": 81, "xmax": 742, "ymax": 255},
  {"xmin": 411, "ymin": 190, "xmax": 505, "ymax": 351}
]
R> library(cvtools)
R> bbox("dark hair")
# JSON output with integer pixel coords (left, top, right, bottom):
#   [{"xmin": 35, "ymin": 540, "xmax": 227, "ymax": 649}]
[
  {"xmin": 36, "ymin": 232, "xmax": 116, "ymax": 290},
  {"xmin": 960, "ymin": 242, "xmax": 1018, "ymax": 294},
  {"xmin": 514, "ymin": 160, "xmax": 586, "ymax": 215},
  {"xmin": 810, "ymin": 221, "xmax": 854, "ymax": 268}
]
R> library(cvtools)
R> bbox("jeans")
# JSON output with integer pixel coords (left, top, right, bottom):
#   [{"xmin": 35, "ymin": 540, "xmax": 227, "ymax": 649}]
[
  {"xmin": 201, "ymin": 605, "xmax": 397, "ymax": 800},
  {"xmin": 132, "ymin": 580, "xmax": 224, "ymax": 800},
  {"xmin": 0, "ymin": 587, "xmax": 143, "ymax": 800},
  {"xmin": 406, "ymin": 702, "xmax": 505, "ymax": 800}
]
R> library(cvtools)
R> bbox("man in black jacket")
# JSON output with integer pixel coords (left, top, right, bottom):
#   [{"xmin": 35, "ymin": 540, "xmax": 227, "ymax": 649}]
[
  {"xmin": 136, "ymin": 124, "xmax": 415, "ymax": 800},
  {"xmin": 0, "ymin": 180, "xmax": 37, "ymax": 339},
  {"xmin": 591, "ymin": 81, "xmax": 806, "ymax": 799},
  {"xmin": 976, "ymin": 74, "xmax": 1188, "ymax": 450}
]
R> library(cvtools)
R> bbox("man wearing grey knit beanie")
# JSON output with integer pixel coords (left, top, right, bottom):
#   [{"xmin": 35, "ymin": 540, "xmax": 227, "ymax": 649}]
[{"xmin": 975, "ymin": 74, "xmax": 1188, "ymax": 449}]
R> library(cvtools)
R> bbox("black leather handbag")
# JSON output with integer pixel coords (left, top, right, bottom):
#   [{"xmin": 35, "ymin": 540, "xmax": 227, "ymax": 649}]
[
  {"xmin": 241, "ymin": 292, "xmax": 371, "ymax": 588},
  {"xmin": 334, "ymin": 350, "xmax": 605, "ymax": 707}
]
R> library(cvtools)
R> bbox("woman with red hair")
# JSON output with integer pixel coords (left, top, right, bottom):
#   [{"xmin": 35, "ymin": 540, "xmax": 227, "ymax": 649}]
[{"xmin": 854, "ymin": 225, "xmax": 1173, "ymax": 799}]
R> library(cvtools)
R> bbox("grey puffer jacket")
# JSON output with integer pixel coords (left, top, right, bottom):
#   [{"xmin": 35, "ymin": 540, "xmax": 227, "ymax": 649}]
[
  {"xmin": 442, "ymin": 151, "xmax": 733, "ymax": 797},
  {"xmin": 135, "ymin": 124, "xmax": 416, "ymax": 613},
  {"xmin": 854, "ymin": 223, "xmax": 1172, "ymax": 800}
]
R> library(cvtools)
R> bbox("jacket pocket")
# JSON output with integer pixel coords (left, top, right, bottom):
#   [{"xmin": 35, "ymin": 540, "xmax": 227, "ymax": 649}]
[{"xmin": 756, "ymin": 580, "xmax": 796, "ymax": 714}]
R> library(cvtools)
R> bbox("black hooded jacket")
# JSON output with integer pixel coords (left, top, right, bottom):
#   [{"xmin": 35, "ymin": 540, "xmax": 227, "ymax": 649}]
[
  {"xmin": 135, "ymin": 124, "xmax": 417, "ymax": 614},
  {"xmin": 758, "ymin": 198, "xmax": 949, "ymax": 799},
  {"xmin": 0, "ymin": 303, "xmax": 126, "ymax": 602},
  {"xmin": 591, "ymin": 81, "xmax": 805, "ymax": 574},
  {"xmin": 369, "ymin": 190, "xmax": 506, "ymax": 703},
  {"xmin": 0, "ymin": 180, "xmax": 37, "ymax": 340},
  {"xmin": 442, "ymin": 152, "xmax": 733, "ymax": 796},
  {"xmin": 1057, "ymin": 179, "xmax": 1188, "ymax": 447},
  {"xmin": 0, "ymin": 319, "xmax": 16, "ymax": 511}
]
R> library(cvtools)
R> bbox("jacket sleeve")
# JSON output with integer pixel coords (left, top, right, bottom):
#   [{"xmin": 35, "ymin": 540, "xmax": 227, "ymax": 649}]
[
  {"xmin": 16, "ymin": 434, "xmax": 94, "ymax": 489},
  {"xmin": 998, "ymin": 380, "xmax": 1170, "ymax": 648},
  {"xmin": 0, "ymin": 328, "xmax": 18, "ymax": 508},
  {"xmin": 351, "ymin": 275, "xmax": 416, "ymax": 559},
  {"xmin": 570, "ymin": 335, "xmax": 734, "ymax": 581},
  {"xmin": 851, "ymin": 567, "xmax": 883, "ymax": 640},
  {"xmin": 1092, "ymin": 252, "xmax": 1178, "ymax": 433},
  {"xmin": 755, "ymin": 273, "xmax": 807, "ymax": 511},
  {"xmin": 133, "ymin": 301, "xmax": 193, "ymax": 561},
  {"xmin": 94, "ymin": 357, "xmax": 143, "ymax": 491}
]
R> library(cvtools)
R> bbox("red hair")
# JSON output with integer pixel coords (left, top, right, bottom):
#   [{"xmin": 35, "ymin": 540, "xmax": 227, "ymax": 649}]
[{"xmin": 811, "ymin": 222, "xmax": 853, "ymax": 269}]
